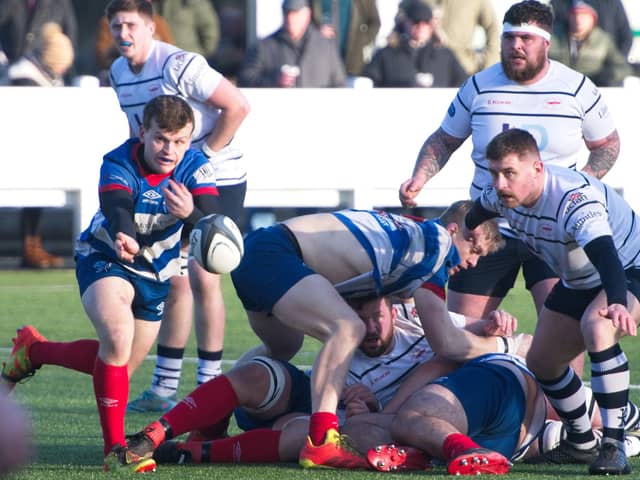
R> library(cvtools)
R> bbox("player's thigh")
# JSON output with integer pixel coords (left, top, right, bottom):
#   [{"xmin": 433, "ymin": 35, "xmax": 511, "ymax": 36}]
[
  {"xmin": 272, "ymin": 274, "xmax": 365, "ymax": 343},
  {"xmin": 80, "ymin": 276, "xmax": 135, "ymax": 349},
  {"xmin": 446, "ymin": 290, "xmax": 502, "ymax": 318},
  {"xmin": 343, "ymin": 413, "xmax": 396, "ymax": 451},
  {"xmin": 277, "ymin": 416, "xmax": 310, "ymax": 462},
  {"xmin": 527, "ymin": 307, "xmax": 585, "ymax": 379},
  {"xmin": 447, "ymin": 238, "xmax": 524, "ymax": 316},
  {"xmin": 393, "ymin": 383, "xmax": 467, "ymax": 438},
  {"xmin": 216, "ymin": 182, "xmax": 247, "ymax": 225},
  {"xmin": 247, "ymin": 311, "xmax": 304, "ymax": 361},
  {"xmin": 188, "ymin": 256, "xmax": 221, "ymax": 299}
]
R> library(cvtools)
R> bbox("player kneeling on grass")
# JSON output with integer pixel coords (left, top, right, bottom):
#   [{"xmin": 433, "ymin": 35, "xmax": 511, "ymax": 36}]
[
  {"xmin": 0, "ymin": 95, "xmax": 221, "ymax": 473},
  {"xmin": 125, "ymin": 296, "xmax": 524, "ymax": 468}
]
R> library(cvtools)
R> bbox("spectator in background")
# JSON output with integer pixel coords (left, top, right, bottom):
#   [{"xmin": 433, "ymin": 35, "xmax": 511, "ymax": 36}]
[
  {"xmin": 237, "ymin": 0, "xmax": 346, "ymax": 88},
  {"xmin": 549, "ymin": 0, "xmax": 632, "ymax": 86},
  {"xmin": 153, "ymin": 0, "xmax": 219, "ymax": 59},
  {"xmin": 311, "ymin": 0, "xmax": 380, "ymax": 78},
  {"xmin": 0, "ymin": 0, "xmax": 77, "ymax": 67},
  {"xmin": 551, "ymin": 0, "xmax": 633, "ymax": 58},
  {"xmin": 95, "ymin": 3, "xmax": 174, "ymax": 85},
  {"xmin": 400, "ymin": 0, "xmax": 500, "ymax": 75},
  {"xmin": 209, "ymin": 0, "xmax": 246, "ymax": 81},
  {"xmin": 8, "ymin": 22, "xmax": 74, "ymax": 269},
  {"xmin": 363, "ymin": 1, "xmax": 466, "ymax": 88}
]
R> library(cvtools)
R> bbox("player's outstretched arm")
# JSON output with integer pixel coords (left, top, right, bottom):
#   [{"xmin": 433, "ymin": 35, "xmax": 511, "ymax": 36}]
[{"xmin": 399, "ymin": 128, "xmax": 465, "ymax": 207}]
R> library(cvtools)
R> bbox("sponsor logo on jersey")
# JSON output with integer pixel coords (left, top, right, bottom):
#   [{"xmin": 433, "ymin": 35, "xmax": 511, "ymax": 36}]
[
  {"xmin": 447, "ymin": 101, "xmax": 456, "ymax": 117},
  {"xmin": 369, "ymin": 370, "xmax": 391, "ymax": 385},
  {"xmin": 572, "ymin": 210, "xmax": 603, "ymax": 232},
  {"xmin": 142, "ymin": 189, "xmax": 162, "ymax": 205},
  {"xmin": 412, "ymin": 347, "xmax": 428, "ymax": 360},
  {"xmin": 565, "ymin": 191, "xmax": 588, "ymax": 214},
  {"xmin": 536, "ymin": 223, "xmax": 554, "ymax": 239},
  {"xmin": 488, "ymin": 99, "xmax": 512, "ymax": 105},
  {"xmin": 172, "ymin": 53, "xmax": 187, "ymax": 72},
  {"xmin": 194, "ymin": 163, "xmax": 216, "ymax": 183},
  {"xmin": 544, "ymin": 98, "xmax": 562, "ymax": 109}
]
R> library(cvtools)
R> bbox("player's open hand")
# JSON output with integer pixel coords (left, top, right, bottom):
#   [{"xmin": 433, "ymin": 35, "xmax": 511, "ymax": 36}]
[
  {"xmin": 163, "ymin": 179, "xmax": 194, "ymax": 219},
  {"xmin": 114, "ymin": 232, "xmax": 139, "ymax": 263},
  {"xmin": 599, "ymin": 304, "xmax": 637, "ymax": 337}
]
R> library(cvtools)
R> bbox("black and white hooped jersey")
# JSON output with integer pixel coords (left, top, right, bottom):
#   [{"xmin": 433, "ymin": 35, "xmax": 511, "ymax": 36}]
[
  {"xmin": 479, "ymin": 164, "xmax": 640, "ymax": 289},
  {"xmin": 441, "ymin": 60, "xmax": 616, "ymax": 200},
  {"xmin": 110, "ymin": 41, "xmax": 247, "ymax": 186},
  {"xmin": 343, "ymin": 308, "xmax": 466, "ymax": 412}
]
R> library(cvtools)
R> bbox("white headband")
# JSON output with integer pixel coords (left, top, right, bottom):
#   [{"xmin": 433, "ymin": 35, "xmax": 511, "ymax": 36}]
[{"xmin": 502, "ymin": 22, "xmax": 551, "ymax": 41}]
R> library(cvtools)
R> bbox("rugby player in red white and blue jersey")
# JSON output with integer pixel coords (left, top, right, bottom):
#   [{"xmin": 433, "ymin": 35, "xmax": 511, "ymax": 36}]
[{"xmin": 0, "ymin": 95, "xmax": 220, "ymax": 473}]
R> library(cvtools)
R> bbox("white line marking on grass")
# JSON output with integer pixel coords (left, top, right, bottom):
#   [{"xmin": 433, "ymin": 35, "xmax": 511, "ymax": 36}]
[
  {"xmin": 0, "ymin": 348, "xmax": 637, "ymax": 389},
  {"xmin": 0, "ymin": 348, "xmax": 313, "ymax": 371}
]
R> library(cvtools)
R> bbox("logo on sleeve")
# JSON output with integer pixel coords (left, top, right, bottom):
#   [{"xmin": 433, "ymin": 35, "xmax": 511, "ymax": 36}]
[
  {"xmin": 194, "ymin": 163, "xmax": 216, "ymax": 184},
  {"xmin": 447, "ymin": 101, "xmax": 456, "ymax": 117},
  {"xmin": 564, "ymin": 191, "xmax": 587, "ymax": 215}
]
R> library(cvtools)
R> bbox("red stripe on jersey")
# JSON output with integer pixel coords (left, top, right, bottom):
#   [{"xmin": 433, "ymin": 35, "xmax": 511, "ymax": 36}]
[
  {"xmin": 419, "ymin": 282, "xmax": 446, "ymax": 301},
  {"xmin": 192, "ymin": 186, "xmax": 219, "ymax": 196},
  {"xmin": 99, "ymin": 184, "xmax": 132, "ymax": 194},
  {"xmin": 402, "ymin": 214, "xmax": 426, "ymax": 223}
]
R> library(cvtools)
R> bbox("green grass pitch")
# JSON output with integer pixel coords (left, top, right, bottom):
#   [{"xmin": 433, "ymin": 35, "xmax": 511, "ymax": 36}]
[{"xmin": 0, "ymin": 269, "xmax": 638, "ymax": 479}]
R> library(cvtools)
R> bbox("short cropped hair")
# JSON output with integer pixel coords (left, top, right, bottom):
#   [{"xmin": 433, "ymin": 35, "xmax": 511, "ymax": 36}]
[
  {"xmin": 486, "ymin": 128, "xmax": 540, "ymax": 163},
  {"xmin": 106, "ymin": 0, "xmax": 154, "ymax": 21},
  {"xmin": 440, "ymin": 200, "xmax": 504, "ymax": 254},
  {"xmin": 503, "ymin": 0, "xmax": 553, "ymax": 33},
  {"xmin": 142, "ymin": 95, "xmax": 195, "ymax": 133}
]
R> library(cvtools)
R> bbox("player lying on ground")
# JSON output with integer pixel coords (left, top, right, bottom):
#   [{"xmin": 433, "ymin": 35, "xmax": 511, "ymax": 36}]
[
  {"xmin": 228, "ymin": 200, "xmax": 505, "ymax": 467},
  {"xmin": 125, "ymin": 295, "xmax": 523, "ymax": 467}
]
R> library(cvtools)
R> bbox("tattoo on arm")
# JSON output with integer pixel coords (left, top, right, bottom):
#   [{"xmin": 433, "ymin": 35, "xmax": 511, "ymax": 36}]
[
  {"xmin": 583, "ymin": 130, "xmax": 620, "ymax": 179},
  {"xmin": 413, "ymin": 128, "xmax": 465, "ymax": 179}
]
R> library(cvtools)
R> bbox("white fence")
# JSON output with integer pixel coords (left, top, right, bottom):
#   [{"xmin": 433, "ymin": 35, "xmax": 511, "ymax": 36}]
[{"xmin": 1, "ymin": 86, "xmax": 639, "ymax": 237}]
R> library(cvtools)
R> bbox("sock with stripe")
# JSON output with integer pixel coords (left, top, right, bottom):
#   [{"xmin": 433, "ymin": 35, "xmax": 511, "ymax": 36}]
[
  {"xmin": 538, "ymin": 367, "xmax": 597, "ymax": 450},
  {"xmin": 150, "ymin": 345, "xmax": 184, "ymax": 398},
  {"xmin": 197, "ymin": 349, "xmax": 222, "ymax": 385},
  {"xmin": 589, "ymin": 344, "xmax": 629, "ymax": 445}
]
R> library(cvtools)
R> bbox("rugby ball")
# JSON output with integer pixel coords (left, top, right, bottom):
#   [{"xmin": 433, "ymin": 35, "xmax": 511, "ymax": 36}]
[{"xmin": 189, "ymin": 214, "xmax": 244, "ymax": 274}]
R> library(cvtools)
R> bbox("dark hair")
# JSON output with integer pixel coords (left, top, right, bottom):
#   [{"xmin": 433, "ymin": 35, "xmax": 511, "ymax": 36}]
[
  {"xmin": 142, "ymin": 95, "xmax": 194, "ymax": 132},
  {"xmin": 440, "ymin": 200, "xmax": 504, "ymax": 254},
  {"xmin": 106, "ymin": 0, "xmax": 154, "ymax": 21},
  {"xmin": 486, "ymin": 128, "xmax": 539, "ymax": 162},
  {"xmin": 503, "ymin": 0, "xmax": 553, "ymax": 33}
]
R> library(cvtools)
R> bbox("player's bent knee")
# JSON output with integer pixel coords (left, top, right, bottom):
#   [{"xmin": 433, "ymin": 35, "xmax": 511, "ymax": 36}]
[{"xmin": 246, "ymin": 356, "xmax": 288, "ymax": 413}]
